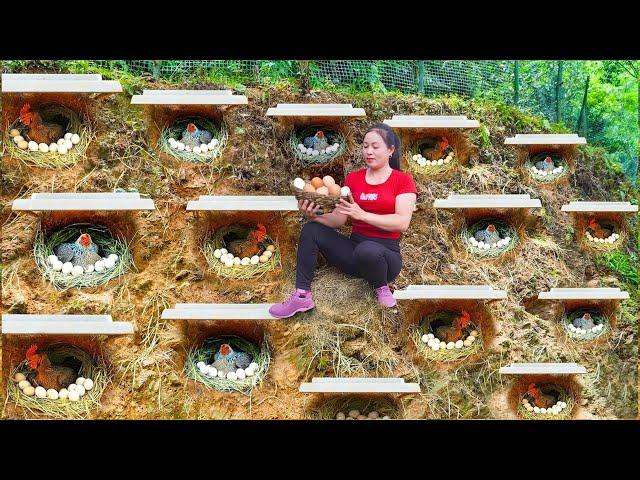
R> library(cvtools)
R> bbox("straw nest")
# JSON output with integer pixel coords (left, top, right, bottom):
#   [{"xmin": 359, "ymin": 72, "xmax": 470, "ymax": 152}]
[
  {"xmin": 307, "ymin": 395, "xmax": 399, "ymax": 420},
  {"xmin": 202, "ymin": 225, "xmax": 281, "ymax": 279},
  {"xmin": 184, "ymin": 335, "xmax": 270, "ymax": 394},
  {"xmin": 412, "ymin": 311, "xmax": 482, "ymax": 362},
  {"xmin": 406, "ymin": 142, "xmax": 457, "ymax": 179},
  {"xmin": 460, "ymin": 219, "xmax": 519, "ymax": 258},
  {"xmin": 525, "ymin": 152, "xmax": 568, "ymax": 183},
  {"xmin": 158, "ymin": 116, "xmax": 227, "ymax": 163},
  {"xmin": 578, "ymin": 217, "xmax": 626, "ymax": 252},
  {"xmin": 288, "ymin": 125, "xmax": 346, "ymax": 167},
  {"xmin": 34, "ymin": 223, "xmax": 133, "ymax": 290},
  {"xmin": 7, "ymin": 344, "xmax": 108, "ymax": 419},
  {"xmin": 5, "ymin": 104, "xmax": 93, "ymax": 168},
  {"xmin": 517, "ymin": 384, "xmax": 575, "ymax": 420},
  {"xmin": 561, "ymin": 308, "xmax": 610, "ymax": 341}
]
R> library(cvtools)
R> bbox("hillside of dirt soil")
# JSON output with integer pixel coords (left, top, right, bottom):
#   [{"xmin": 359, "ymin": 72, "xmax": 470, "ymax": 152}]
[{"xmin": 1, "ymin": 74, "xmax": 638, "ymax": 419}]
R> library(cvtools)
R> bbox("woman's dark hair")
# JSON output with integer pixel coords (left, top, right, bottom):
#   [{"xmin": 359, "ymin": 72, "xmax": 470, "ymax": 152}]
[{"xmin": 365, "ymin": 123, "xmax": 402, "ymax": 171}]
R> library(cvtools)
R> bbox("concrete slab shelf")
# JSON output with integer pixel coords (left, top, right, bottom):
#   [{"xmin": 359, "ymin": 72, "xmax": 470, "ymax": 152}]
[
  {"xmin": 1, "ymin": 314, "xmax": 134, "ymax": 335},
  {"xmin": 505, "ymin": 134, "xmax": 587, "ymax": 145},
  {"xmin": 2, "ymin": 73, "xmax": 122, "ymax": 93},
  {"xmin": 186, "ymin": 195, "xmax": 298, "ymax": 211},
  {"xmin": 499, "ymin": 363, "xmax": 586, "ymax": 375},
  {"xmin": 299, "ymin": 377, "xmax": 420, "ymax": 393},
  {"xmin": 266, "ymin": 103, "xmax": 366, "ymax": 118},
  {"xmin": 383, "ymin": 115, "xmax": 479, "ymax": 129},
  {"xmin": 12, "ymin": 192, "xmax": 156, "ymax": 212},
  {"xmin": 561, "ymin": 201, "xmax": 638, "ymax": 213},
  {"xmin": 394, "ymin": 285, "xmax": 507, "ymax": 300},
  {"xmin": 131, "ymin": 89, "xmax": 247, "ymax": 105},
  {"xmin": 538, "ymin": 288, "xmax": 629, "ymax": 300},
  {"xmin": 161, "ymin": 303, "xmax": 277, "ymax": 320},
  {"xmin": 433, "ymin": 194, "xmax": 542, "ymax": 209}
]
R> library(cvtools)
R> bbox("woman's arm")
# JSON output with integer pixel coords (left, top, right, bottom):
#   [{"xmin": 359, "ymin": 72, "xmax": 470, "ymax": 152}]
[
  {"xmin": 299, "ymin": 199, "xmax": 348, "ymax": 229},
  {"xmin": 334, "ymin": 193, "xmax": 416, "ymax": 232}
]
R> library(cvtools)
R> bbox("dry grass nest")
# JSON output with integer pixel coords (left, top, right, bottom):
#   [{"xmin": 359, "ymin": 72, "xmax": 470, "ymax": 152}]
[
  {"xmin": 158, "ymin": 116, "xmax": 227, "ymax": 163},
  {"xmin": 412, "ymin": 311, "xmax": 483, "ymax": 362},
  {"xmin": 288, "ymin": 125, "xmax": 346, "ymax": 167},
  {"xmin": 5, "ymin": 104, "xmax": 93, "ymax": 168},
  {"xmin": 561, "ymin": 308, "xmax": 610, "ymax": 341},
  {"xmin": 34, "ymin": 223, "xmax": 133, "ymax": 290},
  {"xmin": 184, "ymin": 335, "xmax": 270, "ymax": 394},
  {"xmin": 7, "ymin": 344, "xmax": 108, "ymax": 419},
  {"xmin": 306, "ymin": 395, "xmax": 399, "ymax": 420},
  {"xmin": 517, "ymin": 384, "xmax": 575, "ymax": 420},
  {"xmin": 525, "ymin": 152, "xmax": 568, "ymax": 183},
  {"xmin": 460, "ymin": 219, "xmax": 519, "ymax": 258},
  {"xmin": 406, "ymin": 141, "xmax": 457, "ymax": 179}
]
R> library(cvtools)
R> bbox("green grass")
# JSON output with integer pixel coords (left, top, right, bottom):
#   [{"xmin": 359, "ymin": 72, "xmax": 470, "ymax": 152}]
[{"xmin": 597, "ymin": 251, "xmax": 638, "ymax": 287}]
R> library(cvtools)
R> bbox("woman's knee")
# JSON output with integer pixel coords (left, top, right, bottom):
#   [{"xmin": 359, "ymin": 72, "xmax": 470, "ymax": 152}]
[
  {"xmin": 300, "ymin": 221, "xmax": 326, "ymax": 239},
  {"xmin": 353, "ymin": 241, "xmax": 385, "ymax": 264}
]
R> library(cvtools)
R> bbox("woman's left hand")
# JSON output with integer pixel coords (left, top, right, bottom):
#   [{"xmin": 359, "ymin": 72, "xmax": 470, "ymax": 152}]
[{"xmin": 334, "ymin": 194, "xmax": 367, "ymax": 221}]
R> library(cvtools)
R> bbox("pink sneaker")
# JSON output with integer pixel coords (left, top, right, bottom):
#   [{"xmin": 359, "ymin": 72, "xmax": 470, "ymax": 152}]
[
  {"xmin": 374, "ymin": 285, "xmax": 397, "ymax": 308},
  {"xmin": 269, "ymin": 289, "xmax": 315, "ymax": 319}
]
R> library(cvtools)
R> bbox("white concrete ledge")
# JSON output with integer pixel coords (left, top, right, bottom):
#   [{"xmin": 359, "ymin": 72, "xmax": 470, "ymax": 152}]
[
  {"xmin": 2, "ymin": 314, "xmax": 134, "ymax": 335},
  {"xmin": 131, "ymin": 89, "xmax": 247, "ymax": 105},
  {"xmin": 12, "ymin": 192, "xmax": 156, "ymax": 212},
  {"xmin": 433, "ymin": 194, "xmax": 542, "ymax": 209},
  {"xmin": 266, "ymin": 103, "xmax": 366, "ymax": 117},
  {"xmin": 505, "ymin": 134, "xmax": 586, "ymax": 145},
  {"xmin": 2, "ymin": 74, "xmax": 122, "ymax": 93},
  {"xmin": 538, "ymin": 288, "xmax": 629, "ymax": 300},
  {"xmin": 162, "ymin": 303, "xmax": 276, "ymax": 320},
  {"xmin": 561, "ymin": 201, "xmax": 638, "ymax": 213},
  {"xmin": 394, "ymin": 285, "xmax": 507, "ymax": 300},
  {"xmin": 187, "ymin": 195, "xmax": 298, "ymax": 211},
  {"xmin": 299, "ymin": 377, "xmax": 420, "ymax": 393},
  {"xmin": 383, "ymin": 115, "xmax": 479, "ymax": 129},
  {"xmin": 499, "ymin": 363, "xmax": 586, "ymax": 375}
]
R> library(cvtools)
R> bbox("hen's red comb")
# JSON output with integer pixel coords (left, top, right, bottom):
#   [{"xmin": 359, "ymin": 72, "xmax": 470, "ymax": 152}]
[
  {"xmin": 254, "ymin": 224, "xmax": 267, "ymax": 242},
  {"xmin": 26, "ymin": 344, "xmax": 38, "ymax": 359},
  {"xmin": 459, "ymin": 310, "xmax": 471, "ymax": 327},
  {"xmin": 20, "ymin": 103, "xmax": 32, "ymax": 125},
  {"xmin": 439, "ymin": 137, "xmax": 449, "ymax": 150}
]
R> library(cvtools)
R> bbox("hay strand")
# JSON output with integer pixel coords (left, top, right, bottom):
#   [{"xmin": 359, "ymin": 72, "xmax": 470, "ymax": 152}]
[
  {"xmin": 288, "ymin": 125, "xmax": 346, "ymax": 167},
  {"xmin": 561, "ymin": 308, "xmax": 610, "ymax": 341},
  {"xmin": 516, "ymin": 384, "xmax": 575, "ymax": 420},
  {"xmin": 307, "ymin": 395, "xmax": 399, "ymax": 420},
  {"xmin": 411, "ymin": 311, "xmax": 483, "ymax": 362},
  {"xmin": 525, "ymin": 152, "xmax": 568, "ymax": 183},
  {"xmin": 460, "ymin": 218, "xmax": 519, "ymax": 258},
  {"xmin": 158, "ymin": 116, "xmax": 227, "ymax": 163}
]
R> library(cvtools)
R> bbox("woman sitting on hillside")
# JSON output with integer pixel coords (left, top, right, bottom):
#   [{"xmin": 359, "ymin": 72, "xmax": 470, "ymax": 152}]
[{"xmin": 269, "ymin": 123, "xmax": 418, "ymax": 318}]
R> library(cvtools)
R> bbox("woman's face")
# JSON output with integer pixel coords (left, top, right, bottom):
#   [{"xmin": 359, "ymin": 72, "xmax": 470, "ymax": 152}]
[{"xmin": 363, "ymin": 130, "xmax": 394, "ymax": 169}]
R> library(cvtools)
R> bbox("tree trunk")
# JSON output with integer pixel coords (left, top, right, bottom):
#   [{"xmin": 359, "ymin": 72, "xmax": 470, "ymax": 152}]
[
  {"xmin": 514, "ymin": 60, "xmax": 520, "ymax": 106},
  {"xmin": 298, "ymin": 60, "xmax": 310, "ymax": 95},
  {"xmin": 555, "ymin": 61, "xmax": 564, "ymax": 122},
  {"xmin": 576, "ymin": 75, "xmax": 590, "ymax": 137}
]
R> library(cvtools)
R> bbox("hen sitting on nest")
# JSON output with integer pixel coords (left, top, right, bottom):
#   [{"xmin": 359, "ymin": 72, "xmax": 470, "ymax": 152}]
[
  {"xmin": 303, "ymin": 130, "xmax": 330, "ymax": 151},
  {"xmin": 54, "ymin": 233, "xmax": 102, "ymax": 270},
  {"xmin": 211, "ymin": 344, "xmax": 252, "ymax": 375},
  {"xmin": 473, "ymin": 224, "xmax": 501, "ymax": 245},
  {"xmin": 535, "ymin": 156, "xmax": 555, "ymax": 172},
  {"xmin": 180, "ymin": 123, "xmax": 213, "ymax": 148}
]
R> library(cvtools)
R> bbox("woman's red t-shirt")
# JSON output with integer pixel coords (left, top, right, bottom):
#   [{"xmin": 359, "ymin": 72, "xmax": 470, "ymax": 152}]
[{"xmin": 344, "ymin": 168, "xmax": 418, "ymax": 240}]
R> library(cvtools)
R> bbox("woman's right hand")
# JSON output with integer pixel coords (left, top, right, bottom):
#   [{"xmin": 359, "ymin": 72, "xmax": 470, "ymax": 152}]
[{"xmin": 298, "ymin": 199, "xmax": 322, "ymax": 220}]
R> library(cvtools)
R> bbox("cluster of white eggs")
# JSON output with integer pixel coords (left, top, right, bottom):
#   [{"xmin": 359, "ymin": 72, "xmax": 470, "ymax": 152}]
[
  {"xmin": 420, "ymin": 331, "xmax": 478, "ymax": 351},
  {"xmin": 169, "ymin": 137, "xmax": 219, "ymax": 154},
  {"xmin": 568, "ymin": 322, "xmax": 604, "ymax": 336},
  {"xmin": 213, "ymin": 245, "xmax": 275, "ymax": 268},
  {"xmin": 521, "ymin": 397, "xmax": 568, "ymax": 415},
  {"xmin": 468, "ymin": 236, "xmax": 511, "ymax": 250},
  {"xmin": 14, "ymin": 372, "xmax": 94, "ymax": 402},
  {"xmin": 297, "ymin": 142, "xmax": 340, "ymax": 156},
  {"xmin": 585, "ymin": 231, "xmax": 619, "ymax": 244},
  {"xmin": 10, "ymin": 129, "xmax": 80, "ymax": 154},
  {"xmin": 412, "ymin": 151, "xmax": 453, "ymax": 167},
  {"xmin": 47, "ymin": 253, "xmax": 119, "ymax": 276},
  {"xmin": 531, "ymin": 165, "xmax": 563, "ymax": 176},
  {"xmin": 196, "ymin": 361, "xmax": 259, "ymax": 382},
  {"xmin": 335, "ymin": 409, "xmax": 390, "ymax": 420}
]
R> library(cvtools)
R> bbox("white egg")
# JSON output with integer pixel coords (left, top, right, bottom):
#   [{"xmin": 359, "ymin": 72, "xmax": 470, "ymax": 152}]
[
  {"xmin": 75, "ymin": 377, "xmax": 85, "ymax": 386},
  {"xmin": 220, "ymin": 248, "xmax": 228, "ymax": 255},
  {"xmin": 59, "ymin": 388, "xmax": 69, "ymax": 399},
  {"xmin": 213, "ymin": 249, "xmax": 222, "ymax": 259},
  {"xmin": 76, "ymin": 385, "xmax": 86, "ymax": 396},
  {"xmin": 339, "ymin": 186, "xmax": 351, "ymax": 197},
  {"xmin": 293, "ymin": 177, "xmax": 306, "ymax": 190},
  {"xmin": 49, "ymin": 143, "xmax": 58, "ymax": 152},
  {"xmin": 64, "ymin": 133, "xmax": 73, "ymax": 140},
  {"xmin": 240, "ymin": 257, "xmax": 250, "ymax": 266},
  {"xmin": 533, "ymin": 406, "xmax": 540, "ymax": 413},
  {"xmin": 71, "ymin": 134, "xmax": 80, "ymax": 144},
  {"xmin": 58, "ymin": 145, "xmax": 68, "ymax": 154},
  {"xmin": 38, "ymin": 143, "xmax": 49, "ymax": 153},
  {"xmin": 245, "ymin": 368, "xmax": 254, "ymax": 377},
  {"xmin": 431, "ymin": 344, "xmax": 440, "ymax": 351},
  {"xmin": 250, "ymin": 255, "xmax": 260, "ymax": 265},
  {"xmin": 61, "ymin": 262, "xmax": 74, "ymax": 274},
  {"xmin": 210, "ymin": 139, "xmax": 219, "ymax": 146},
  {"xmin": 18, "ymin": 380, "xmax": 31, "ymax": 390},
  {"xmin": 94, "ymin": 261, "xmax": 105, "ymax": 272},
  {"xmin": 200, "ymin": 144, "xmax": 209, "ymax": 153},
  {"xmin": 455, "ymin": 340, "xmax": 464, "ymax": 349},
  {"xmin": 177, "ymin": 143, "xmax": 185, "ymax": 151},
  {"xmin": 57, "ymin": 138, "xmax": 66, "ymax": 145},
  {"xmin": 298, "ymin": 144, "xmax": 306, "ymax": 151},
  {"xmin": 47, "ymin": 254, "xmax": 59, "ymax": 265},
  {"xmin": 224, "ymin": 372, "xmax": 237, "ymax": 381},
  {"xmin": 525, "ymin": 404, "xmax": 534, "ymax": 411},
  {"xmin": 443, "ymin": 158, "xmax": 451, "ymax": 164},
  {"xmin": 193, "ymin": 146, "xmax": 201, "ymax": 154},
  {"xmin": 82, "ymin": 264, "xmax": 94, "ymax": 274},
  {"xmin": 104, "ymin": 258, "xmax": 115, "ymax": 269},
  {"xmin": 28, "ymin": 141, "xmax": 39, "ymax": 151},
  {"xmin": 14, "ymin": 135, "xmax": 25, "ymax": 144},
  {"xmin": 50, "ymin": 259, "xmax": 63, "ymax": 272},
  {"xmin": 558, "ymin": 166, "xmax": 563, "ymax": 171},
  {"xmin": 208, "ymin": 367, "xmax": 218, "ymax": 377},
  {"xmin": 169, "ymin": 137, "xmax": 177, "ymax": 144},
  {"xmin": 236, "ymin": 369, "xmax": 246, "ymax": 380},
  {"xmin": 540, "ymin": 408, "xmax": 547, "ymax": 414},
  {"xmin": 68, "ymin": 383, "xmax": 77, "ymax": 391},
  {"xmin": 412, "ymin": 154, "xmax": 419, "ymax": 161},
  {"xmin": 68, "ymin": 391, "xmax": 80, "ymax": 402},
  {"xmin": 446, "ymin": 342, "xmax": 455, "ymax": 350},
  {"xmin": 224, "ymin": 260, "xmax": 234, "ymax": 267},
  {"xmin": 264, "ymin": 250, "xmax": 273, "ymax": 258},
  {"xmin": 320, "ymin": 149, "xmax": 326, "ymax": 154},
  {"xmin": 83, "ymin": 379, "xmax": 94, "ymax": 391},
  {"xmin": 437, "ymin": 159, "xmax": 444, "ymax": 165},
  {"xmin": 71, "ymin": 265, "xmax": 84, "ymax": 276},
  {"xmin": 35, "ymin": 386, "xmax": 47, "ymax": 398},
  {"xmin": 421, "ymin": 334, "xmax": 430, "ymax": 343},
  {"xmin": 468, "ymin": 335, "xmax": 476, "ymax": 342},
  {"xmin": 47, "ymin": 389, "xmax": 59, "ymax": 400},
  {"xmin": 311, "ymin": 150, "xmax": 319, "ymax": 156}
]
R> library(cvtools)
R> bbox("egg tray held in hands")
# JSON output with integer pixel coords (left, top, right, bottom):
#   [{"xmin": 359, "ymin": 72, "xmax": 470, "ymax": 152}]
[{"xmin": 291, "ymin": 183, "xmax": 348, "ymax": 213}]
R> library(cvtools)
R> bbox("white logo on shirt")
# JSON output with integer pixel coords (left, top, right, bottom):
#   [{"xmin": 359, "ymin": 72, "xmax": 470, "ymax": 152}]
[{"xmin": 360, "ymin": 193, "xmax": 378, "ymax": 201}]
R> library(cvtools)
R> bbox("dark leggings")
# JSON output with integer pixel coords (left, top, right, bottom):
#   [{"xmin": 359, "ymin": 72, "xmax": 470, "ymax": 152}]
[{"xmin": 295, "ymin": 221, "xmax": 402, "ymax": 291}]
